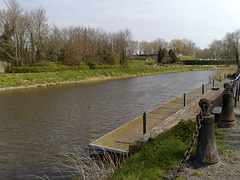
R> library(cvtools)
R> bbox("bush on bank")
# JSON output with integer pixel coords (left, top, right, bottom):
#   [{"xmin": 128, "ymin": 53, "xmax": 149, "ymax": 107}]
[
  {"xmin": 183, "ymin": 59, "xmax": 236, "ymax": 65},
  {"xmin": 10, "ymin": 65, "xmax": 89, "ymax": 73},
  {"xmin": 10, "ymin": 64, "xmax": 128, "ymax": 73}
]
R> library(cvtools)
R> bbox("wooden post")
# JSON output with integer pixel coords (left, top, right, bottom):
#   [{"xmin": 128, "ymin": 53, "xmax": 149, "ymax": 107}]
[
  {"xmin": 184, "ymin": 93, "xmax": 186, "ymax": 107},
  {"xmin": 143, "ymin": 112, "xmax": 146, "ymax": 135},
  {"xmin": 209, "ymin": 76, "xmax": 212, "ymax": 83},
  {"xmin": 202, "ymin": 84, "xmax": 204, "ymax": 95},
  {"xmin": 213, "ymin": 79, "xmax": 215, "ymax": 87}
]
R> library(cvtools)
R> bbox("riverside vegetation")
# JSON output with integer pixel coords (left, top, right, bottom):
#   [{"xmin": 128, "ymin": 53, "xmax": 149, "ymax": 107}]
[
  {"xmin": 0, "ymin": 61, "xmax": 232, "ymax": 89},
  {"xmin": 66, "ymin": 120, "xmax": 226, "ymax": 179}
]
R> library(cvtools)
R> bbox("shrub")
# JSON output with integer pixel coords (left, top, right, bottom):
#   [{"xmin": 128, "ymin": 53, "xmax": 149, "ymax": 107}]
[
  {"xmin": 183, "ymin": 59, "xmax": 236, "ymax": 65},
  {"xmin": 10, "ymin": 64, "xmax": 89, "ymax": 73}
]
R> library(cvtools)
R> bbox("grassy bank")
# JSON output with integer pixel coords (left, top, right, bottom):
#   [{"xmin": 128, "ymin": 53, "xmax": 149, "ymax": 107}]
[
  {"xmin": 0, "ymin": 65, "xmax": 233, "ymax": 89},
  {"xmin": 110, "ymin": 120, "xmax": 226, "ymax": 180},
  {"xmin": 111, "ymin": 120, "xmax": 196, "ymax": 179}
]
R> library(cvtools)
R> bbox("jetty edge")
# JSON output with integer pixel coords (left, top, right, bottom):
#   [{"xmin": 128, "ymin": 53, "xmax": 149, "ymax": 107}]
[{"xmin": 89, "ymin": 76, "xmax": 228, "ymax": 155}]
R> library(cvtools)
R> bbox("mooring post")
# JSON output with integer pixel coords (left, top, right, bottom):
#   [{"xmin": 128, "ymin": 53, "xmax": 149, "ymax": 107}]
[
  {"xmin": 224, "ymin": 73, "xmax": 226, "ymax": 79},
  {"xmin": 202, "ymin": 84, "xmax": 204, "ymax": 95},
  {"xmin": 219, "ymin": 83, "xmax": 236, "ymax": 128},
  {"xmin": 238, "ymin": 81, "xmax": 240, "ymax": 101},
  {"xmin": 143, "ymin": 112, "xmax": 147, "ymax": 135},
  {"xmin": 220, "ymin": 76, "xmax": 221, "ymax": 82},
  {"xmin": 213, "ymin": 79, "xmax": 215, "ymax": 87},
  {"xmin": 234, "ymin": 83, "xmax": 238, "ymax": 106},
  {"xmin": 184, "ymin": 93, "xmax": 186, "ymax": 107},
  {"xmin": 209, "ymin": 76, "xmax": 212, "ymax": 83},
  {"xmin": 194, "ymin": 98, "xmax": 220, "ymax": 168}
]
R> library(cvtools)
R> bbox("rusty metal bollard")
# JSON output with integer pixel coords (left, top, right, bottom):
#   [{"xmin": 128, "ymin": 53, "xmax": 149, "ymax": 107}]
[
  {"xmin": 219, "ymin": 83, "xmax": 236, "ymax": 128},
  {"xmin": 194, "ymin": 98, "xmax": 220, "ymax": 168}
]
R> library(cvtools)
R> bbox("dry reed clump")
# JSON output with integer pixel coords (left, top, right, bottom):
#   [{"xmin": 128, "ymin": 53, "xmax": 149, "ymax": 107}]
[{"xmin": 62, "ymin": 147, "xmax": 127, "ymax": 180}]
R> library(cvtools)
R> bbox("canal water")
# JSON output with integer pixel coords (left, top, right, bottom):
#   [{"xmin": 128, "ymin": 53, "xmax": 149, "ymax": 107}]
[{"xmin": 0, "ymin": 70, "xmax": 217, "ymax": 179}]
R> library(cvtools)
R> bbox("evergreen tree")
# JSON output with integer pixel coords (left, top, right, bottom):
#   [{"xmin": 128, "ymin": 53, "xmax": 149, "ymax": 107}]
[
  {"xmin": 161, "ymin": 52, "xmax": 171, "ymax": 64},
  {"xmin": 0, "ymin": 22, "xmax": 14, "ymax": 62},
  {"xmin": 157, "ymin": 48, "xmax": 164, "ymax": 63},
  {"xmin": 168, "ymin": 49, "xmax": 178, "ymax": 63},
  {"xmin": 158, "ymin": 48, "xmax": 169, "ymax": 63}
]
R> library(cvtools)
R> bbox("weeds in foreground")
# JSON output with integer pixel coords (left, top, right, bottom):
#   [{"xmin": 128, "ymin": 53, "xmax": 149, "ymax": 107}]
[
  {"xmin": 193, "ymin": 170, "xmax": 202, "ymax": 177},
  {"xmin": 61, "ymin": 148, "xmax": 126, "ymax": 180}
]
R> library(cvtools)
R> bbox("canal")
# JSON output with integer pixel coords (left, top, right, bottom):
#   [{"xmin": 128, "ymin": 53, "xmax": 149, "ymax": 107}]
[{"xmin": 0, "ymin": 70, "xmax": 217, "ymax": 179}]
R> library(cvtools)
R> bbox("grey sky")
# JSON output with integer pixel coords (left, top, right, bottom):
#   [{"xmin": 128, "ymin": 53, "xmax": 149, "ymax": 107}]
[{"xmin": 1, "ymin": 0, "xmax": 240, "ymax": 49}]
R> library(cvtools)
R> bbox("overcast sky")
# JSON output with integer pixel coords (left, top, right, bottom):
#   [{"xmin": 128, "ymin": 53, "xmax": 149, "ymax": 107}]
[{"xmin": 1, "ymin": 0, "xmax": 240, "ymax": 49}]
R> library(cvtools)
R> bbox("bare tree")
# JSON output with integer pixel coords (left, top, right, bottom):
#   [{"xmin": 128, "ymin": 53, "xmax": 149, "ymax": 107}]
[
  {"xmin": 139, "ymin": 41, "xmax": 151, "ymax": 54},
  {"xmin": 223, "ymin": 29, "xmax": 240, "ymax": 71},
  {"xmin": 30, "ymin": 7, "xmax": 49, "ymax": 63},
  {"xmin": 208, "ymin": 39, "xmax": 223, "ymax": 59},
  {"xmin": 150, "ymin": 38, "xmax": 168, "ymax": 54},
  {"xmin": 169, "ymin": 39, "xmax": 184, "ymax": 55},
  {"xmin": 181, "ymin": 38, "xmax": 196, "ymax": 57}
]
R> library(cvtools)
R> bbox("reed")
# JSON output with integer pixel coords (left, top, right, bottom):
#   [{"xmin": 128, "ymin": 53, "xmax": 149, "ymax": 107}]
[{"xmin": 61, "ymin": 147, "xmax": 126, "ymax": 180}]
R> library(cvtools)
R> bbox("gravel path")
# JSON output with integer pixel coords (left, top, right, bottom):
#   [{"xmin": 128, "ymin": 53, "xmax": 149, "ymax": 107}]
[{"xmin": 181, "ymin": 114, "xmax": 240, "ymax": 180}]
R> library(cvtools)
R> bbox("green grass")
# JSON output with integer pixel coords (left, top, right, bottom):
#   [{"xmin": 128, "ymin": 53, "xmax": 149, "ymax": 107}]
[
  {"xmin": 111, "ymin": 120, "xmax": 196, "ymax": 180},
  {"xmin": 0, "ymin": 65, "xmax": 226, "ymax": 89},
  {"xmin": 128, "ymin": 60, "xmax": 146, "ymax": 68},
  {"xmin": 110, "ymin": 119, "xmax": 230, "ymax": 179}
]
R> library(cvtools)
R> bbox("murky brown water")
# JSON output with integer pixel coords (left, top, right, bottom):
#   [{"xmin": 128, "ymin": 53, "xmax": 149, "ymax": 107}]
[{"xmin": 0, "ymin": 71, "xmax": 217, "ymax": 179}]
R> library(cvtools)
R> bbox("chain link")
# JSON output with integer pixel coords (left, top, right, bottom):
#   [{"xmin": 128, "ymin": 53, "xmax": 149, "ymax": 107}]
[
  {"xmin": 210, "ymin": 89, "xmax": 226, "ymax": 105},
  {"xmin": 172, "ymin": 87, "xmax": 227, "ymax": 179},
  {"xmin": 172, "ymin": 105, "xmax": 205, "ymax": 179},
  {"xmin": 172, "ymin": 88, "xmax": 226, "ymax": 179}
]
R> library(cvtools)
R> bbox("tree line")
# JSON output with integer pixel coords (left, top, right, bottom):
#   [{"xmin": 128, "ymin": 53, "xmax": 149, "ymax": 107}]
[
  {"xmin": 0, "ymin": 0, "xmax": 132, "ymax": 67},
  {"xmin": 0, "ymin": 0, "xmax": 239, "ymax": 68}
]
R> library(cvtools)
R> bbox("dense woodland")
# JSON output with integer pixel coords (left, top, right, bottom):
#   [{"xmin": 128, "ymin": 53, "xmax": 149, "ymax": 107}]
[{"xmin": 0, "ymin": 0, "xmax": 239, "ymax": 67}]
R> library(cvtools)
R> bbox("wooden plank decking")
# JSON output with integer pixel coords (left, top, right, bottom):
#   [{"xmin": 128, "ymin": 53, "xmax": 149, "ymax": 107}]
[{"xmin": 89, "ymin": 80, "xmax": 225, "ymax": 154}]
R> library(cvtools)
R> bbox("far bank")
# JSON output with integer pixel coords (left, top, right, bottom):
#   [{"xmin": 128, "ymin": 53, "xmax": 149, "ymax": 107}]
[{"xmin": 0, "ymin": 65, "xmax": 235, "ymax": 91}]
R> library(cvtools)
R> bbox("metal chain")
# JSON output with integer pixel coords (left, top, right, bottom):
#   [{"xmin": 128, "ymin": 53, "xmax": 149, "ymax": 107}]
[
  {"xmin": 172, "ymin": 88, "xmax": 226, "ymax": 179},
  {"xmin": 172, "ymin": 105, "xmax": 206, "ymax": 180},
  {"xmin": 210, "ymin": 89, "xmax": 226, "ymax": 105}
]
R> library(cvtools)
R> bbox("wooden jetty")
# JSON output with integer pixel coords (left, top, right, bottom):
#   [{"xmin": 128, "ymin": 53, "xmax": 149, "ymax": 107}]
[{"xmin": 89, "ymin": 80, "xmax": 225, "ymax": 154}]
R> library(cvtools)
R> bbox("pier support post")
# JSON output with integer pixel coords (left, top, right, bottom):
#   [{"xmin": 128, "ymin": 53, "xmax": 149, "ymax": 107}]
[
  {"xmin": 184, "ymin": 93, "xmax": 186, "ymax": 107},
  {"xmin": 219, "ymin": 83, "xmax": 236, "ymax": 128},
  {"xmin": 209, "ymin": 76, "xmax": 212, "ymax": 83},
  {"xmin": 202, "ymin": 84, "xmax": 204, "ymax": 95},
  {"xmin": 143, "ymin": 112, "xmax": 147, "ymax": 134},
  {"xmin": 194, "ymin": 98, "xmax": 220, "ymax": 168}
]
